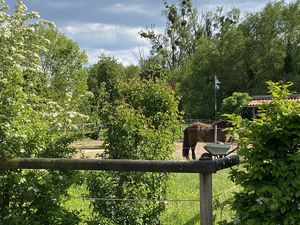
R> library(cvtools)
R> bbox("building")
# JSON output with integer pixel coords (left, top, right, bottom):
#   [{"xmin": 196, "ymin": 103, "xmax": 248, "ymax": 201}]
[{"xmin": 247, "ymin": 94, "xmax": 300, "ymax": 117}]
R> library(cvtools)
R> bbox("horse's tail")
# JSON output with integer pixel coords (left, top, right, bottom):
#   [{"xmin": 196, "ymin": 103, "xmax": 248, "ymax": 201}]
[{"xmin": 182, "ymin": 128, "xmax": 190, "ymax": 158}]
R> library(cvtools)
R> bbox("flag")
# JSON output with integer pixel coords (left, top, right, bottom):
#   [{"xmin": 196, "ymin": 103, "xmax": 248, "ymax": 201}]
[{"xmin": 215, "ymin": 75, "xmax": 221, "ymax": 90}]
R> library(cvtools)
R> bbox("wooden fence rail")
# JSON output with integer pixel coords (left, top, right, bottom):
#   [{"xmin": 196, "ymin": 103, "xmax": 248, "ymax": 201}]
[{"xmin": 0, "ymin": 155, "xmax": 239, "ymax": 225}]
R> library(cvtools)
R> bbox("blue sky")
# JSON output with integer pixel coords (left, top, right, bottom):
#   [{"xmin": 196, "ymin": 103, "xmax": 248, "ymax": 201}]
[{"xmin": 5, "ymin": 0, "xmax": 293, "ymax": 65}]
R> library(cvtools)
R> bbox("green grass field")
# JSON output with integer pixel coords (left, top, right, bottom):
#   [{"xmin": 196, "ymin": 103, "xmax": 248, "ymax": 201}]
[
  {"xmin": 161, "ymin": 169, "xmax": 239, "ymax": 225},
  {"xmin": 64, "ymin": 168, "xmax": 239, "ymax": 225}
]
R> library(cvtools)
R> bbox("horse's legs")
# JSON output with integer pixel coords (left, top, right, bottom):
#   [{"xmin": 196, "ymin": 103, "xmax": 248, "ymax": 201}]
[
  {"xmin": 186, "ymin": 150, "xmax": 190, "ymax": 160},
  {"xmin": 183, "ymin": 147, "xmax": 190, "ymax": 160},
  {"xmin": 191, "ymin": 147, "xmax": 196, "ymax": 160}
]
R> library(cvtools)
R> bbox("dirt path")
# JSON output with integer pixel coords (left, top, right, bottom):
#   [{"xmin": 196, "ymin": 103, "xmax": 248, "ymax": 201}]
[
  {"xmin": 71, "ymin": 140, "xmax": 208, "ymax": 160},
  {"xmin": 173, "ymin": 142, "xmax": 207, "ymax": 160}
]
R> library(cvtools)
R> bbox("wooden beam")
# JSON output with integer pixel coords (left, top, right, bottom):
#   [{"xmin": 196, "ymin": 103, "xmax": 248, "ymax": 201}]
[{"xmin": 0, "ymin": 155, "xmax": 239, "ymax": 173}]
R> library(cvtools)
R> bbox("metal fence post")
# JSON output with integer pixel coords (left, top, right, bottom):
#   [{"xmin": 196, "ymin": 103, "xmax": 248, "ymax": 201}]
[
  {"xmin": 200, "ymin": 173, "xmax": 213, "ymax": 225},
  {"xmin": 214, "ymin": 124, "xmax": 218, "ymax": 143}
]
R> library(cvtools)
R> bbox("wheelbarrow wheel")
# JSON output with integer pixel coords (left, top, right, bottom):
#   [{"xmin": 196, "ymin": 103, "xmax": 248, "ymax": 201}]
[{"xmin": 199, "ymin": 152, "xmax": 213, "ymax": 160}]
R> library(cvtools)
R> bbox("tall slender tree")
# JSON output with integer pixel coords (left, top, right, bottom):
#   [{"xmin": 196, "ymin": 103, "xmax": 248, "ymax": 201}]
[{"xmin": 140, "ymin": 0, "xmax": 201, "ymax": 68}]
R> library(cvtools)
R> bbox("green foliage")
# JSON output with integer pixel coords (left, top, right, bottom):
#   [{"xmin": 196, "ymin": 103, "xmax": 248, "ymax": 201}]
[
  {"xmin": 87, "ymin": 80, "xmax": 181, "ymax": 224},
  {"xmin": 140, "ymin": 0, "xmax": 200, "ymax": 68},
  {"xmin": 124, "ymin": 64, "xmax": 141, "ymax": 80},
  {"xmin": 86, "ymin": 56, "xmax": 125, "ymax": 133},
  {"xmin": 226, "ymin": 82, "xmax": 300, "ymax": 224},
  {"xmin": 0, "ymin": 1, "xmax": 86, "ymax": 224},
  {"xmin": 0, "ymin": 169, "xmax": 81, "ymax": 225},
  {"xmin": 38, "ymin": 27, "xmax": 88, "ymax": 104},
  {"xmin": 0, "ymin": 0, "xmax": 47, "ymax": 135},
  {"xmin": 179, "ymin": 1, "xmax": 300, "ymax": 118},
  {"xmin": 88, "ymin": 56, "xmax": 124, "ymax": 106},
  {"xmin": 180, "ymin": 7, "xmax": 244, "ymax": 118},
  {"xmin": 221, "ymin": 92, "xmax": 252, "ymax": 117},
  {"xmin": 140, "ymin": 57, "xmax": 167, "ymax": 81},
  {"xmin": 238, "ymin": 1, "xmax": 298, "ymax": 93}
]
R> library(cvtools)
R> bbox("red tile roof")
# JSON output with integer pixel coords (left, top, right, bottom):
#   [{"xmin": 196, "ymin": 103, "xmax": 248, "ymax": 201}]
[{"xmin": 247, "ymin": 94, "xmax": 300, "ymax": 107}]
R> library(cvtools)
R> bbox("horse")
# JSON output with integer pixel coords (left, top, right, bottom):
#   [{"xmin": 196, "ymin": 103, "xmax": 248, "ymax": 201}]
[{"xmin": 182, "ymin": 120, "xmax": 230, "ymax": 160}]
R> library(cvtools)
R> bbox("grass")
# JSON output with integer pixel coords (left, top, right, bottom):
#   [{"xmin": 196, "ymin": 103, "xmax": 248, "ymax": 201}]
[
  {"xmin": 161, "ymin": 168, "xmax": 239, "ymax": 225},
  {"xmin": 63, "ymin": 183, "xmax": 93, "ymax": 224},
  {"xmin": 67, "ymin": 139, "xmax": 239, "ymax": 224},
  {"xmin": 64, "ymin": 168, "xmax": 239, "ymax": 225},
  {"xmin": 161, "ymin": 173, "xmax": 200, "ymax": 225}
]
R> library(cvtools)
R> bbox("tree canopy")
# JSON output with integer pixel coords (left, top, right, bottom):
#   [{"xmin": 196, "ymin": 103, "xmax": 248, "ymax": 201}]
[{"xmin": 175, "ymin": 1, "xmax": 300, "ymax": 118}]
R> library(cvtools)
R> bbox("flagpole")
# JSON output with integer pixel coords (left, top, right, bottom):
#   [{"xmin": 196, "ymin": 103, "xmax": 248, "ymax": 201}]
[
  {"xmin": 214, "ymin": 76, "xmax": 218, "ymax": 143},
  {"xmin": 214, "ymin": 86, "xmax": 218, "ymax": 143}
]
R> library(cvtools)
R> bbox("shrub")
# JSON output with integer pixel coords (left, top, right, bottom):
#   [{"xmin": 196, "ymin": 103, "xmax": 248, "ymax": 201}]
[
  {"xmin": 226, "ymin": 81, "xmax": 300, "ymax": 225},
  {"xmin": 221, "ymin": 92, "xmax": 252, "ymax": 118},
  {"xmin": 87, "ymin": 80, "xmax": 181, "ymax": 225}
]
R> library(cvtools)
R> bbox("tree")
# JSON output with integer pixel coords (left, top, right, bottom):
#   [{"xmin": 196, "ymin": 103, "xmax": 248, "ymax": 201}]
[
  {"xmin": 38, "ymin": 27, "xmax": 88, "ymax": 104},
  {"xmin": 140, "ymin": 0, "xmax": 200, "ymax": 68},
  {"xmin": 87, "ymin": 56, "xmax": 124, "ymax": 107},
  {"xmin": 87, "ymin": 80, "xmax": 181, "ymax": 224},
  {"xmin": 180, "ymin": 7, "xmax": 244, "ymax": 119},
  {"xmin": 239, "ymin": 2, "xmax": 287, "ymax": 93},
  {"xmin": 0, "ymin": 1, "xmax": 85, "ymax": 223},
  {"xmin": 86, "ymin": 55, "xmax": 125, "ymax": 133},
  {"xmin": 124, "ymin": 64, "xmax": 141, "ymax": 80},
  {"xmin": 238, "ymin": 0, "xmax": 300, "ymax": 93},
  {"xmin": 139, "ymin": 56, "xmax": 167, "ymax": 81},
  {"xmin": 180, "ymin": 1, "xmax": 300, "ymax": 119},
  {"xmin": 221, "ymin": 92, "xmax": 252, "ymax": 117},
  {"xmin": 226, "ymin": 82, "xmax": 300, "ymax": 224}
]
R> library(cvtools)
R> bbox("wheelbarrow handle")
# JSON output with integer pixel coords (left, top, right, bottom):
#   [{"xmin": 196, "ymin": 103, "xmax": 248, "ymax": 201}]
[{"xmin": 226, "ymin": 146, "xmax": 238, "ymax": 156}]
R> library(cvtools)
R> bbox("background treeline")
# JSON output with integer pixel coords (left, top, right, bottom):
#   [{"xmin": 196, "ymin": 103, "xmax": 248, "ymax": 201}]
[
  {"xmin": 140, "ymin": 0, "xmax": 300, "ymax": 119},
  {"xmin": 72, "ymin": 0, "xmax": 300, "ymax": 121}
]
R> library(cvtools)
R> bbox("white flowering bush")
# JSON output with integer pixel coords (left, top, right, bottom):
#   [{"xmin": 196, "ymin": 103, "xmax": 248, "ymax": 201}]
[{"xmin": 0, "ymin": 1, "xmax": 86, "ymax": 224}]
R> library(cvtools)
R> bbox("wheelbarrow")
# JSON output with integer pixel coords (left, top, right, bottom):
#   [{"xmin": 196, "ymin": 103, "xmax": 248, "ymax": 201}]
[{"xmin": 202, "ymin": 143, "xmax": 233, "ymax": 159}]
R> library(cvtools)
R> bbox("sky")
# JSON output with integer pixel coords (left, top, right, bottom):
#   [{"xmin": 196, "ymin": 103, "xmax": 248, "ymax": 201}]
[{"xmin": 5, "ymin": 0, "xmax": 294, "ymax": 65}]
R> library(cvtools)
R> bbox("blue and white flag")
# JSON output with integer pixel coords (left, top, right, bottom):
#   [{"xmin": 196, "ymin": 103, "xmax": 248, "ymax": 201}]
[{"xmin": 215, "ymin": 75, "xmax": 221, "ymax": 90}]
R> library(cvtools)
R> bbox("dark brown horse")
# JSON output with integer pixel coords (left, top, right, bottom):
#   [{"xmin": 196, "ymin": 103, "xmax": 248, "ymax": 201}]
[{"xmin": 182, "ymin": 121, "xmax": 230, "ymax": 160}]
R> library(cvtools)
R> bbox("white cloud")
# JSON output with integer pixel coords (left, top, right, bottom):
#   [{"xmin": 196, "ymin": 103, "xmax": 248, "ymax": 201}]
[
  {"xmin": 60, "ymin": 22, "xmax": 162, "ymax": 65},
  {"xmin": 197, "ymin": 0, "xmax": 295, "ymax": 14},
  {"xmin": 60, "ymin": 22, "xmax": 152, "ymax": 49},
  {"xmin": 110, "ymin": 3, "xmax": 149, "ymax": 14},
  {"xmin": 85, "ymin": 46, "xmax": 150, "ymax": 66}
]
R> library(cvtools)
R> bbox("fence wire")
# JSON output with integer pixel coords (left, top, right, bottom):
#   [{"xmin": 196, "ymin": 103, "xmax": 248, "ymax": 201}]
[
  {"xmin": 1, "ymin": 183, "xmax": 238, "ymax": 224},
  {"xmin": 2, "ymin": 184, "xmax": 238, "ymax": 202}
]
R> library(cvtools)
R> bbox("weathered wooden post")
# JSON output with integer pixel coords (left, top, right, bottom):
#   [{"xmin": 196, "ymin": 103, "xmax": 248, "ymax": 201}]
[
  {"xmin": 200, "ymin": 143, "xmax": 236, "ymax": 225},
  {"xmin": 200, "ymin": 173, "xmax": 213, "ymax": 225}
]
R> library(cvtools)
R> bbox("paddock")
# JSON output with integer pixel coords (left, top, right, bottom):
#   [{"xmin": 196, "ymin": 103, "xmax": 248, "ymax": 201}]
[
  {"xmin": 0, "ymin": 155, "xmax": 239, "ymax": 225},
  {"xmin": 72, "ymin": 140, "xmax": 235, "ymax": 160}
]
